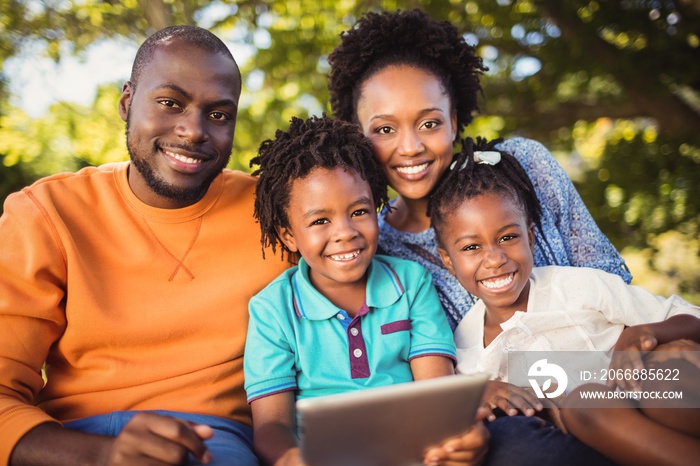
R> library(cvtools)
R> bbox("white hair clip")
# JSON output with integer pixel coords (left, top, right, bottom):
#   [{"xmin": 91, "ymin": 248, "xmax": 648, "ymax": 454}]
[
  {"xmin": 474, "ymin": 151, "xmax": 501, "ymax": 165},
  {"xmin": 450, "ymin": 150, "xmax": 502, "ymax": 171}
]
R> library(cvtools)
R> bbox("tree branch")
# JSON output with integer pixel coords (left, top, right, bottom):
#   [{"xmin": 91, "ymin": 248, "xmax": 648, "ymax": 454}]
[
  {"xmin": 539, "ymin": 0, "xmax": 700, "ymax": 137},
  {"xmin": 141, "ymin": 0, "xmax": 172, "ymax": 30}
]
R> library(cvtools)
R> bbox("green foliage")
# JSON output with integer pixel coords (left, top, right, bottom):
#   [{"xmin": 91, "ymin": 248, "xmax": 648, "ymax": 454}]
[
  {"xmin": 230, "ymin": 0, "xmax": 358, "ymax": 169},
  {"xmin": 577, "ymin": 129, "xmax": 699, "ymax": 249},
  {"xmin": 0, "ymin": 83, "xmax": 126, "ymax": 189},
  {"xmin": 0, "ymin": 153, "xmax": 32, "ymax": 208}
]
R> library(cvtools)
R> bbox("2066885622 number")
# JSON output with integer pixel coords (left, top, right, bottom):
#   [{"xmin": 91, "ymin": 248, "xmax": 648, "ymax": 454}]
[{"xmin": 599, "ymin": 368, "xmax": 680, "ymax": 382}]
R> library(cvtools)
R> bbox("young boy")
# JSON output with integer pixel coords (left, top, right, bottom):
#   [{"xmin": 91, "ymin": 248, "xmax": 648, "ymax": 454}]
[
  {"xmin": 429, "ymin": 137, "xmax": 700, "ymax": 466},
  {"xmin": 244, "ymin": 116, "xmax": 488, "ymax": 466}
]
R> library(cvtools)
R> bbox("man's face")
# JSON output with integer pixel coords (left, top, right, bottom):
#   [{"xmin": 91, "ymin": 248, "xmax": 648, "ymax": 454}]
[{"xmin": 119, "ymin": 40, "xmax": 241, "ymax": 208}]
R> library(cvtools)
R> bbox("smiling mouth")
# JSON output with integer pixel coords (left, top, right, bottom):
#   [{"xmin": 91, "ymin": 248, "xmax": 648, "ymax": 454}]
[
  {"xmin": 163, "ymin": 149, "xmax": 205, "ymax": 165},
  {"xmin": 395, "ymin": 162, "xmax": 430, "ymax": 175},
  {"xmin": 328, "ymin": 250, "xmax": 362, "ymax": 261},
  {"xmin": 480, "ymin": 273, "xmax": 514, "ymax": 290}
]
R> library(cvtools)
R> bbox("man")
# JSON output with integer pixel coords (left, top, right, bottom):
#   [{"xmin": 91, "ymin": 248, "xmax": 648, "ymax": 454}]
[{"xmin": 0, "ymin": 26, "xmax": 288, "ymax": 465}]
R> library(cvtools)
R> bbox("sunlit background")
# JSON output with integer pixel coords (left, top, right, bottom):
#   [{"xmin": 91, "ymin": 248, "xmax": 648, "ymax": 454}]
[{"xmin": 1, "ymin": 0, "xmax": 698, "ymax": 303}]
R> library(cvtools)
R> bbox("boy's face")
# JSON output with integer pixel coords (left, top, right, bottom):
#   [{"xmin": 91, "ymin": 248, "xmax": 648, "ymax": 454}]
[
  {"xmin": 278, "ymin": 167, "xmax": 379, "ymax": 298},
  {"xmin": 437, "ymin": 193, "xmax": 535, "ymax": 315}
]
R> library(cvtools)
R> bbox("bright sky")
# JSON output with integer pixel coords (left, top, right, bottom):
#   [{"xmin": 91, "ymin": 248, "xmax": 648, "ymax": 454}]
[{"xmin": 5, "ymin": 39, "xmax": 137, "ymax": 117}]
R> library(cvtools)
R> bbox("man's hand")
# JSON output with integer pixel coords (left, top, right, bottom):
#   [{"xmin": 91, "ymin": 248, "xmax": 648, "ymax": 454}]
[
  {"xmin": 10, "ymin": 413, "xmax": 213, "ymax": 466},
  {"xmin": 107, "ymin": 412, "xmax": 213, "ymax": 465}
]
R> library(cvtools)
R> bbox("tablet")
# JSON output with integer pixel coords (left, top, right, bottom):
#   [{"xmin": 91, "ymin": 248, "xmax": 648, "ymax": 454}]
[{"xmin": 296, "ymin": 374, "xmax": 489, "ymax": 466}]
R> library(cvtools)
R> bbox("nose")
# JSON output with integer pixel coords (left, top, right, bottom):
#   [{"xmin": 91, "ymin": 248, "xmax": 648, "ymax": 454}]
[
  {"xmin": 333, "ymin": 217, "xmax": 358, "ymax": 243},
  {"xmin": 396, "ymin": 128, "xmax": 424, "ymax": 157},
  {"xmin": 483, "ymin": 245, "xmax": 507, "ymax": 269},
  {"xmin": 175, "ymin": 110, "xmax": 209, "ymax": 143}
]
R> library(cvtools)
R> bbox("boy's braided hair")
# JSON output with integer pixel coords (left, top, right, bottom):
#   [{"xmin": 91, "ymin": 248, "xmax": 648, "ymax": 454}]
[
  {"xmin": 327, "ymin": 8, "xmax": 487, "ymax": 135},
  {"xmin": 429, "ymin": 137, "xmax": 543, "ymax": 247},
  {"xmin": 251, "ymin": 115, "xmax": 389, "ymax": 258}
]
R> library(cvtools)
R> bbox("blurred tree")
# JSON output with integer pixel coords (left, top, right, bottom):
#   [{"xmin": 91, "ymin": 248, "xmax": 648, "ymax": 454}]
[
  {"xmin": 0, "ymin": 83, "xmax": 126, "ymax": 191},
  {"xmin": 0, "ymin": 0, "xmax": 698, "ymax": 300}
]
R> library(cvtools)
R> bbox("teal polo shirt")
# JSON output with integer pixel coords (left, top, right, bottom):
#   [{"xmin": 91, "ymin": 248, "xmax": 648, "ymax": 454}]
[{"xmin": 244, "ymin": 254, "xmax": 456, "ymax": 403}]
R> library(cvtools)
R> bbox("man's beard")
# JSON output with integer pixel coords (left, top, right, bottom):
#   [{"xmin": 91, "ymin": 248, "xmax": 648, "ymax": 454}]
[{"xmin": 125, "ymin": 119, "xmax": 229, "ymax": 206}]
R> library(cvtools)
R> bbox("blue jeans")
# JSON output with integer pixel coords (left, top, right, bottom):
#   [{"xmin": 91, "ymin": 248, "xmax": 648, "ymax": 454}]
[
  {"xmin": 64, "ymin": 410, "xmax": 258, "ymax": 466},
  {"xmin": 484, "ymin": 416, "xmax": 617, "ymax": 466}
]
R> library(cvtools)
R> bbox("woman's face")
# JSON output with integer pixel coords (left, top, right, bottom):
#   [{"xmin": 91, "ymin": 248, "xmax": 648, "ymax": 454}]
[{"xmin": 355, "ymin": 65, "xmax": 457, "ymax": 202}]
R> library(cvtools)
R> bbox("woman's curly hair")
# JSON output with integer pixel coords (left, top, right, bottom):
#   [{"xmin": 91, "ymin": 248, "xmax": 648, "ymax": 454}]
[
  {"xmin": 327, "ymin": 9, "xmax": 487, "ymax": 135},
  {"xmin": 251, "ymin": 115, "xmax": 390, "ymax": 258},
  {"xmin": 429, "ymin": 137, "xmax": 543, "ymax": 247}
]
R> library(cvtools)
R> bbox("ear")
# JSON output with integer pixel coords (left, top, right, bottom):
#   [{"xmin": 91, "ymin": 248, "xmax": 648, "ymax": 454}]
[
  {"xmin": 275, "ymin": 225, "xmax": 299, "ymax": 253},
  {"xmin": 437, "ymin": 247, "xmax": 456, "ymax": 276},
  {"xmin": 119, "ymin": 81, "xmax": 134, "ymax": 122},
  {"xmin": 450, "ymin": 111, "xmax": 458, "ymax": 140},
  {"xmin": 528, "ymin": 223, "xmax": 536, "ymax": 253}
]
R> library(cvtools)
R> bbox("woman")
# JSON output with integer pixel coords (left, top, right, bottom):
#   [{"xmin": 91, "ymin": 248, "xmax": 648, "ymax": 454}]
[
  {"xmin": 327, "ymin": 9, "xmax": 623, "ymax": 466},
  {"xmin": 327, "ymin": 8, "xmax": 631, "ymax": 331}
]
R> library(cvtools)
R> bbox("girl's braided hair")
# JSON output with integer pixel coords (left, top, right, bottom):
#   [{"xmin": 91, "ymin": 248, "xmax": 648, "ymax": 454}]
[
  {"xmin": 429, "ymin": 137, "xmax": 543, "ymax": 246},
  {"xmin": 251, "ymin": 115, "xmax": 389, "ymax": 258},
  {"xmin": 327, "ymin": 8, "xmax": 487, "ymax": 135}
]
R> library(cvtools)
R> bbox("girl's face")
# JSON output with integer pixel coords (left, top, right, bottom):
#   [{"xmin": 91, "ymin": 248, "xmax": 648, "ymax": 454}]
[
  {"xmin": 277, "ymin": 167, "xmax": 379, "ymax": 297},
  {"xmin": 437, "ymin": 193, "xmax": 535, "ymax": 315},
  {"xmin": 355, "ymin": 65, "xmax": 457, "ymax": 202}
]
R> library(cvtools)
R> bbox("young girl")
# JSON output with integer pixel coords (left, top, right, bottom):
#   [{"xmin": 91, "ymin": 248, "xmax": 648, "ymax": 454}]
[
  {"xmin": 244, "ymin": 115, "xmax": 488, "ymax": 466},
  {"xmin": 327, "ymin": 9, "xmax": 632, "ymax": 333},
  {"xmin": 429, "ymin": 137, "xmax": 700, "ymax": 466}
]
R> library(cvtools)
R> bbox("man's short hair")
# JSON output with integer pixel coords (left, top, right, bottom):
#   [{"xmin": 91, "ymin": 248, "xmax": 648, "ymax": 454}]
[{"xmin": 130, "ymin": 25, "xmax": 240, "ymax": 87}]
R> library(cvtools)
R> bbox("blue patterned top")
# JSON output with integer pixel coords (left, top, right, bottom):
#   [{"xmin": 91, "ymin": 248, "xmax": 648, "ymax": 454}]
[{"xmin": 377, "ymin": 137, "xmax": 632, "ymax": 330}]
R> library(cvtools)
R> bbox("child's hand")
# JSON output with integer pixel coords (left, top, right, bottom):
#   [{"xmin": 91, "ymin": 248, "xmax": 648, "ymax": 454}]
[
  {"xmin": 610, "ymin": 315, "xmax": 700, "ymax": 391},
  {"xmin": 423, "ymin": 421, "xmax": 489, "ymax": 466},
  {"xmin": 645, "ymin": 339, "xmax": 700, "ymax": 369},
  {"xmin": 481, "ymin": 380, "xmax": 543, "ymax": 420},
  {"xmin": 609, "ymin": 324, "xmax": 658, "ymax": 391}
]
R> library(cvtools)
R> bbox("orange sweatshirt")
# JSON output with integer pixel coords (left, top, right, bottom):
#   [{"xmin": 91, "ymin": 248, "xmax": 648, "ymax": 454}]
[{"xmin": 0, "ymin": 162, "xmax": 288, "ymax": 464}]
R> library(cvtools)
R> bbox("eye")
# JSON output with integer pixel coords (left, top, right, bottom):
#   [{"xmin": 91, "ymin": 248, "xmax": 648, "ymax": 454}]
[
  {"xmin": 499, "ymin": 234, "xmax": 518, "ymax": 243},
  {"xmin": 351, "ymin": 209, "xmax": 369, "ymax": 217},
  {"xmin": 420, "ymin": 119, "xmax": 441, "ymax": 130},
  {"xmin": 158, "ymin": 99, "xmax": 181, "ymax": 109},
  {"xmin": 460, "ymin": 244, "xmax": 480, "ymax": 252},
  {"xmin": 310, "ymin": 218, "xmax": 329, "ymax": 226},
  {"xmin": 209, "ymin": 111, "xmax": 230, "ymax": 121},
  {"xmin": 375, "ymin": 126, "xmax": 394, "ymax": 135}
]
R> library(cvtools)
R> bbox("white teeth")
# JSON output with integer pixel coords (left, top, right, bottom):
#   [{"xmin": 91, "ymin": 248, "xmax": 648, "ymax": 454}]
[
  {"xmin": 480, "ymin": 273, "xmax": 514, "ymax": 290},
  {"xmin": 396, "ymin": 163, "xmax": 429, "ymax": 175},
  {"xmin": 329, "ymin": 250, "xmax": 361, "ymax": 261},
  {"xmin": 165, "ymin": 150, "xmax": 202, "ymax": 165}
]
